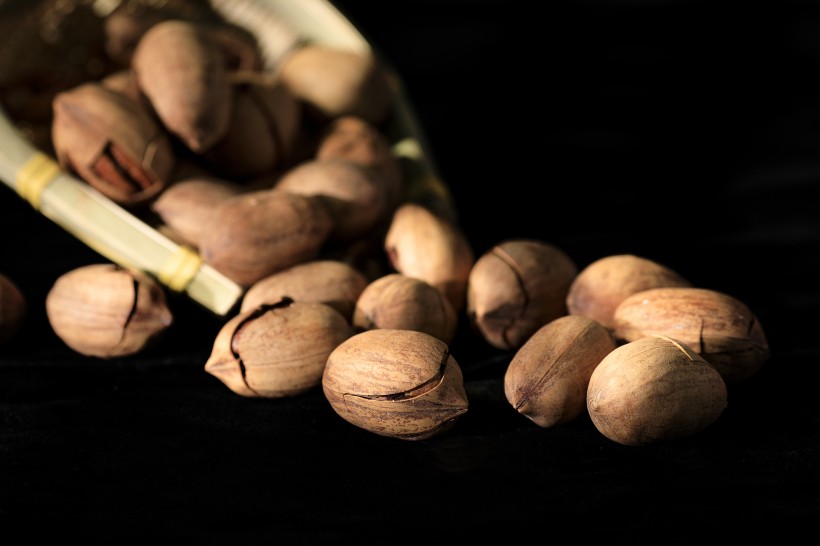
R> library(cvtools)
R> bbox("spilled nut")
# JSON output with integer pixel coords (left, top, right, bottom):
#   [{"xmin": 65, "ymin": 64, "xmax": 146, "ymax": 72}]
[
  {"xmin": 45, "ymin": 264, "xmax": 173, "ymax": 358},
  {"xmin": 505, "ymin": 315, "xmax": 616, "ymax": 428},
  {"xmin": 566, "ymin": 253, "xmax": 692, "ymax": 330},
  {"xmin": 205, "ymin": 298, "xmax": 353, "ymax": 398},
  {"xmin": 587, "ymin": 335, "xmax": 728, "ymax": 446},
  {"xmin": 467, "ymin": 239, "xmax": 578, "ymax": 351},
  {"xmin": 612, "ymin": 286, "xmax": 770, "ymax": 382},
  {"xmin": 322, "ymin": 329, "xmax": 469, "ymax": 440}
]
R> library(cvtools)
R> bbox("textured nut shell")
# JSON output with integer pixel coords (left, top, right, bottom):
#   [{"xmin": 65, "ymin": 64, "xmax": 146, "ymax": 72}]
[
  {"xmin": 199, "ymin": 190, "xmax": 334, "ymax": 287},
  {"xmin": 274, "ymin": 159, "xmax": 391, "ymax": 242},
  {"xmin": 322, "ymin": 329, "xmax": 469, "ymax": 440},
  {"xmin": 131, "ymin": 20, "xmax": 232, "ymax": 152},
  {"xmin": 384, "ymin": 203, "xmax": 474, "ymax": 312},
  {"xmin": 0, "ymin": 273, "xmax": 26, "ymax": 344},
  {"xmin": 505, "ymin": 315, "xmax": 616, "ymax": 427},
  {"xmin": 587, "ymin": 336, "xmax": 728, "ymax": 446},
  {"xmin": 278, "ymin": 44, "xmax": 394, "ymax": 125},
  {"xmin": 45, "ymin": 264, "xmax": 172, "ymax": 358},
  {"xmin": 467, "ymin": 239, "xmax": 578, "ymax": 351},
  {"xmin": 205, "ymin": 300, "xmax": 352, "ymax": 398},
  {"xmin": 240, "ymin": 260, "xmax": 368, "ymax": 321},
  {"xmin": 566, "ymin": 254, "xmax": 691, "ymax": 329},
  {"xmin": 316, "ymin": 115, "xmax": 403, "ymax": 208},
  {"xmin": 612, "ymin": 287, "xmax": 769, "ymax": 382},
  {"xmin": 353, "ymin": 274, "xmax": 458, "ymax": 343},
  {"xmin": 150, "ymin": 176, "xmax": 244, "ymax": 249},
  {"xmin": 202, "ymin": 74, "xmax": 301, "ymax": 178},
  {"xmin": 51, "ymin": 82, "xmax": 174, "ymax": 205}
]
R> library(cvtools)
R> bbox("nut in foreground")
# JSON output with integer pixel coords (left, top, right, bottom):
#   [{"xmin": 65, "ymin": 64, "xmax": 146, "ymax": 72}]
[
  {"xmin": 587, "ymin": 335, "xmax": 728, "ymax": 446},
  {"xmin": 505, "ymin": 315, "xmax": 616, "ymax": 428},
  {"xmin": 45, "ymin": 264, "xmax": 173, "ymax": 358},
  {"xmin": 322, "ymin": 329, "xmax": 469, "ymax": 440},
  {"xmin": 206, "ymin": 298, "xmax": 352, "ymax": 398},
  {"xmin": 0, "ymin": 273, "xmax": 26, "ymax": 345}
]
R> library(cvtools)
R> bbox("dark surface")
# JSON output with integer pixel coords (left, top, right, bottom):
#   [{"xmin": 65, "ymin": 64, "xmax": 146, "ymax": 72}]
[{"xmin": 2, "ymin": 0, "xmax": 819, "ymax": 543}]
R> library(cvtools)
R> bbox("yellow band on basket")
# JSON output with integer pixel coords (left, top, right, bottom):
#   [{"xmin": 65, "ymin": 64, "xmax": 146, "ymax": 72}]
[
  {"xmin": 15, "ymin": 153, "xmax": 62, "ymax": 210},
  {"xmin": 158, "ymin": 246, "xmax": 203, "ymax": 292}
]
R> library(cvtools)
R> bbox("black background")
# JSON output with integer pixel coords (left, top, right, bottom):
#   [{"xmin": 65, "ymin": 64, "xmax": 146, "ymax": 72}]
[{"xmin": 2, "ymin": 0, "xmax": 820, "ymax": 543}]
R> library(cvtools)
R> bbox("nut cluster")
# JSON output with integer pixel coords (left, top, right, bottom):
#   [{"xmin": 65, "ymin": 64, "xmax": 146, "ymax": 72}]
[{"xmin": 8, "ymin": 2, "xmax": 773, "ymax": 446}]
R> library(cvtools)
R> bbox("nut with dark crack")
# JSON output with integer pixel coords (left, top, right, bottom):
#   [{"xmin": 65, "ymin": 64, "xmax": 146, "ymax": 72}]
[
  {"xmin": 467, "ymin": 239, "xmax": 578, "ymax": 351},
  {"xmin": 45, "ymin": 263, "xmax": 172, "ymax": 358},
  {"xmin": 612, "ymin": 286, "xmax": 770, "ymax": 382},
  {"xmin": 51, "ymin": 82, "xmax": 175, "ymax": 206},
  {"xmin": 205, "ymin": 298, "xmax": 352, "ymax": 398},
  {"xmin": 322, "ymin": 329, "xmax": 469, "ymax": 440}
]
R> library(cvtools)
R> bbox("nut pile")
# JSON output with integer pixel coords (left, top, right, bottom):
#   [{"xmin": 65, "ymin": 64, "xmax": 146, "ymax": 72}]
[{"xmin": 1, "ymin": 2, "xmax": 771, "ymax": 446}]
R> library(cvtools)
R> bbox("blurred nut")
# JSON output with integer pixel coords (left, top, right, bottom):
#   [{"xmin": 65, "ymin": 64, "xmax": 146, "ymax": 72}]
[
  {"xmin": 278, "ymin": 44, "xmax": 395, "ymax": 125},
  {"xmin": 205, "ymin": 298, "xmax": 352, "ymax": 398},
  {"xmin": 52, "ymin": 82, "xmax": 175, "ymax": 206},
  {"xmin": 322, "ymin": 329, "xmax": 469, "ymax": 440},
  {"xmin": 132, "ymin": 20, "xmax": 232, "ymax": 152},
  {"xmin": 504, "ymin": 315, "xmax": 616, "ymax": 428},
  {"xmin": 201, "ymin": 72, "xmax": 301, "ymax": 179},
  {"xmin": 0, "ymin": 273, "xmax": 26, "ymax": 345},
  {"xmin": 45, "ymin": 264, "xmax": 173, "ymax": 358},
  {"xmin": 199, "ymin": 190, "xmax": 334, "ymax": 287},
  {"xmin": 467, "ymin": 239, "xmax": 578, "ymax": 351},
  {"xmin": 353, "ymin": 273, "xmax": 458, "ymax": 343},
  {"xmin": 241, "ymin": 259, "xmax": 369, "ymax": 321},
  {"xmin": 384, "ymin": 203, "xmax": 474, "ymax": 312},
  {"xmin": 612, "ymin": 286, "xmax": 769, "ymax": 382},
  {"xmin": 150, "ymin": 176, "xmax": 245, "ymax": 249},
  {"xmin": 587, "ymin": 335, "xmax": 728, "ymax": 446},
  {"xmin": 566, "ymin": 254, "xmax": 691, "ymax": 330},
  {"xmin": 100, "ymin": 69, "xmax": 142, "ymax": 104},
  {"xmin": 316, "ymin": 115, "xmax": 403, "ymax": 209},
  {"xmin": 274, "ymin": 158, "xmax": 392, "ymax": 241}
]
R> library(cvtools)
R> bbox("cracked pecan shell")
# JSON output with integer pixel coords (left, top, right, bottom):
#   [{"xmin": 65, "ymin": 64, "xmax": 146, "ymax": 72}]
[
  {"xmin": 45, "ymin": 264, "xmax": 172, "ymax": 358},
  {"xmin": 612, "ymin": 286, "xmax": 769, "ymax": 382},
  {"xmin": 467, "ymin": 239, "xmax": 578, "ymax": 351},
  {"xmin": 205, "ymin": 298, "xmax": 352, "ymax": 398},
  {"xmin": 322, "ymin": 329, "xmax": 469, "ymax": 440}
]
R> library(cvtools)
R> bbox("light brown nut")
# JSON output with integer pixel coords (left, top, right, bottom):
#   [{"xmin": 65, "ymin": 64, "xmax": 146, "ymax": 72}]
[
  {"xmin": 587, "ymin": 335, "xmax": 728, "ymax": 446},
  {"xmin": 45, "ymin": 264, "xmax": 172, "ymax": 358},
  {"xmin": 315, "ymin": 115, "xmax": 403, "ymax": 209},
  {"xmin": 100, "ymin": 69, "xmax": 142, "ymax": 104},
  {"xmin": 612, "ymin": 286, "xmax": 769, "ymax": 382},
  {"xmin": 201, "ymin": 72, "xmax": 301, "ymax": 179},
  {"xmin": 51, "ymin": 82, "xmax": 175, "ymax": 206},
  {"xmin": 199, "ymin": 190, "xmax": 334, "ymax": 287},
  {"xmin": 467, "ymin": 239, "xmax": 579, "ymax": 351},
  {"xmin": 566, "ymin": 254, "xmax": 692, "ymax": 330},
  {"xmin": 278, "ymin": 44, "xmax": 395, "ymax": 125},
  {"xmin": 322, "ymin": 329, "xmax": 469, "ymax": 441},
  {"xmin": 353, "ymin": 273, "xmax": 458, "ymax": 344},
  {"xmin": 274, "ymin": 158, "xmax": 392, "ymax": 242},
  {"xmin": 505, "ymin": 315, "xmax": 616, "ymax": 428},
  {"xmin": 150, "ymin": 176, "xmax": 245, "ymax": 249},
  {"xmin": 205, "ymin": 298, "xmax": 352, "ymax": 398},
  {"xmin": 0, "ymin": 273, "xmax": 26, "ymax": 345},
  {"xmin": 131, "ymin": 20, "xmax": 232, "ymax": 153},
  {"xmin": 384, "ymin": 203, "xmax": 474, "ymax": 313},
  {"xmin": 240, "ymin": 259, "xmax": 369, "ymax": 322}
]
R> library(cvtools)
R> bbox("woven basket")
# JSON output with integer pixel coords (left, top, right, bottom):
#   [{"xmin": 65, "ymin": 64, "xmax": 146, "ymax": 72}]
[{"xmin": 0, "ymin": 0, "xmax": 453, "ymax": 315}]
